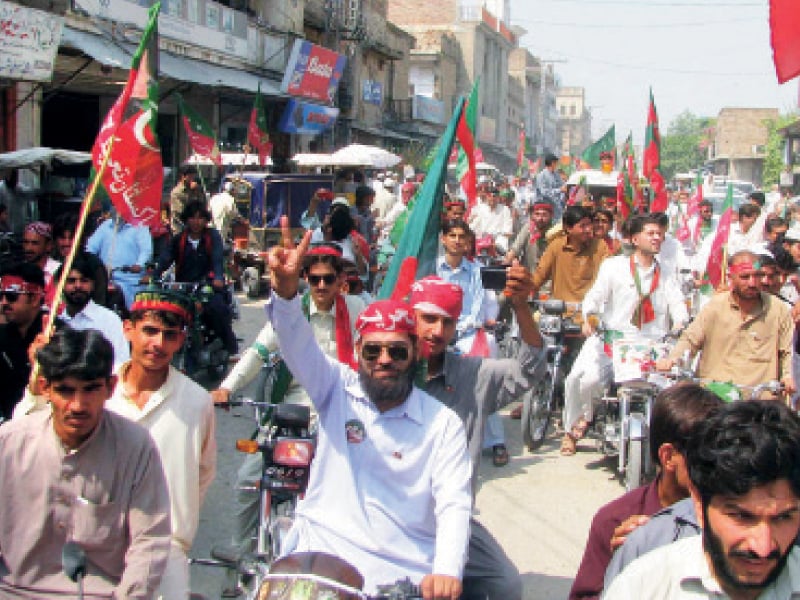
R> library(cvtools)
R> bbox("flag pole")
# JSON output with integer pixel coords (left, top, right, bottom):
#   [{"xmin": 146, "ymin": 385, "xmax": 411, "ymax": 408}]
[{"xmin": 46, "ymin": 136, "xmax": 117, "ymax": 337}]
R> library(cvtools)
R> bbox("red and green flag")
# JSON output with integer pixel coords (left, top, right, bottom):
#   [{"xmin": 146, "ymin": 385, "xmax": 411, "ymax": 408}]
[
  {"xmin": 378, "ymin": 96, "xmax": 467, "ymax": 301},
  {"xmin": 770, "ymin": 0, "xmax": 800, "ymax": 83},
  {"xmin": 90, "ymin": 2, "xmax": 162, "ymax": 227},
  {"xmin": 580, "ymin": 124, "xmax": 615, "ymax": 169},
  {"xmin": 616, "ymin": 133, "xmax": 636, "ymax": 218},
  {"xmin": 516, "ymin": 127, "xmax": 526, "ymax": 176},
  {"xmin": 179, "ymin": 95, "xmax": 221, "ymax": 165},
  {"xmin": 456, "ymin": 78, "xmax": 479, "ymax": 213},
  {"xmin": 248, "ymin": 83, "xmax": 272, "ymax": 166},
  {"xmin": 528, "ymin": 157, "xmax": 541, "ymax": 174},
  {"xmin": 689, "ymin": 173, "xmax": 705, "ymax": 243},
  {"xmin": 705, "ymin": 183, "xmax": 735, "ymax": 289},
  {"xmin": 643, "ymin": 88, "xmax": 668, "ymax": 212}
]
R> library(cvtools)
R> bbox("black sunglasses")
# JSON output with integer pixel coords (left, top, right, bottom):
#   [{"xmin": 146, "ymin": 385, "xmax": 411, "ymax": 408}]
[
  {"xmin": 361, "ymin": 343, "xmax": 410, "ymax": 362},
  {"xmin": 308, "ymin": 274, "xmax": 337, "ymax": 286},
  {"xmin": 0, "ymin": 291, "xmax": 28, "ymax": 303}
]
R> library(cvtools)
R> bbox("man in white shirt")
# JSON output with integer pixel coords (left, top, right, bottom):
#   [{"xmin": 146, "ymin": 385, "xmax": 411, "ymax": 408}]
[
  {"xmin": 211, "ymin": 245, "xmax": 364, "ymax": 556},
  {"xmin": 265, "ymin": 218, "xmax": 472, "ymax": 599},
  {"xmin": 468, "ymin": 186, "xmax": 513, "ymax": 254},
  {"xmin": 654, "ymin": 212, "xmax": 689, "ymax": 284},
  {"xmin": 562, "ymin": 214, "xmax": 688, "ymax": 456},
  {"xmin": 605, "ymin": 400, "xmax": 800, "ymax": 599},
  {"xmin": 106, "ymin": 289, "xmax": 216, "ymax": 600},
  {"xmin": 209, "ymin": 181, "xmax": 238, "ymax": 240},
  {"xmin": 727, "ymin": 203, "xmax": 762, "ymax": 257},
  {"xmin": 57, "ymin": 253, "xmax": 130, "ymax": 370}
]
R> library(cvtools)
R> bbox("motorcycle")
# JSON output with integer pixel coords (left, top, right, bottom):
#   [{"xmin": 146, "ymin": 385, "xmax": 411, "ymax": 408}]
[
  {"xmin": 593, "ymin": 334, "xmax": 677, "ymax": 491},
  {"xmin": 253, "ymin": 552, "xmax": 422, "ymax": 600},
  {"xmin": 210, "ymin": 396, "xmax": 315, "ymax": 599},
  {"xmin": 520, "ymin": 298, "xmax": 583, "ymax": 451},
  {"xmin": 152, "ymin": 279, "xmax": 232, "ymax": 379}
]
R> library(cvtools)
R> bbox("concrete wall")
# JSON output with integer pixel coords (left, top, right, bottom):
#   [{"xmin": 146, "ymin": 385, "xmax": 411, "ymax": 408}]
[
  {"xmin": 714, "ymin": 107, "xmax": 779, "ymax": 159},
  {"xmin": 387, "ymin": 0, "xmax": 458, "ymax": 26}
]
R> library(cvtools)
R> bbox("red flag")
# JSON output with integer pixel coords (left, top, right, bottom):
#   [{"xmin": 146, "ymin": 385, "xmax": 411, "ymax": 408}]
[
  {"xmin": 456, "ymin": 79, "xmax": 479, "ymax": 211},
  {"xmin": 248, "ymin": 83, "xmax": 272, "ymax": 166},
  {"xmin": 643, "ymin": 89, "xmax": 668, "ymax": 212},
  {"xmin": 517, "ymin": 128, "xmax": 525, "ymax": 171},
  {"xmin": 770, "ymin": 0, "xmax": 800, "ymax": 83},
  {"xmin": 91, "ymin": 3, "xmax": 162, "ymax": 227},
  {"xmin": 179, "ymin": 96, "xmax": 221, "ymax": 166},
  {"xmin": 528, "ymin": 157, "xmax": 541, "ymax": 174},
  {"xmin": 706, "ymin": 184, "xmax": 735, "ymax": 288},
  {"xmin": 675, "ymin": 215, "xmax": 691, "ymax": 243}
]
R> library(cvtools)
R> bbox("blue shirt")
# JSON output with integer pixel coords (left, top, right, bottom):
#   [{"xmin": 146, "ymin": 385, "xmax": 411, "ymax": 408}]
[
  {"xmin": 437, "ymin": 257, "xmax": 486, "ymax": 335},
  {"xmin": 265, "ymin": 293, "xmax": 472, "ymax": 593},
  {"xmin": 85, "ymin": 219, "xmax": 152, "ymax": 271}
]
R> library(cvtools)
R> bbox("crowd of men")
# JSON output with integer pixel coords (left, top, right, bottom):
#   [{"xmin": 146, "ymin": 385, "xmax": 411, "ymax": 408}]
[{"xmin": 1, "ymin": 154, "xmax": 800, "ymax": 600}]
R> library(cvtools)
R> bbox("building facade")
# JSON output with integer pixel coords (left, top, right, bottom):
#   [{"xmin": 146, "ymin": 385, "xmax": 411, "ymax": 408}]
[
  {"xmin": 556, "ymin": 86, "xmax": 591, "ymax": 158},
  {"xmin": 709, "ymin": 107, "xmax": 778, "ymax": 187}
]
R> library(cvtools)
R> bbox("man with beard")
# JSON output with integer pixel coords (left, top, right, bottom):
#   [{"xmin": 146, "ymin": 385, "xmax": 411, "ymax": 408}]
[
  {"xmin": 57, "ymin": 253, "xmax": 129, "ymax": 369},
  {"xmin": 266, "ymin": 217, "xmax": 471, "ymax": 600},
  {"xmin": 22, "ymin": 221, "xmax": 60, "ymax": 306},
  {"xmin": 408, "ymin": 274, "xmax": 543, "ymax": 600},
  {"xmin": 604, "ymin": 400, "xmax": 800, "ymax": 599},
  {"xmin": 0, "ymin": 262, "xmax": 46, "ymax": 420},
  {"xmin": 658, "ymin": 250, "xmax": 796, "ymax": 395},
  {"xmin": 210, "ymin": 244, "xmax": 364, "ymax": 563},
  {"xmin": 53, "ymin": 212, "xmax": 108, "ymax": 306},
  {"xmin": 505, "ymin": 199, "xmax": 555, "ymax": 272}
]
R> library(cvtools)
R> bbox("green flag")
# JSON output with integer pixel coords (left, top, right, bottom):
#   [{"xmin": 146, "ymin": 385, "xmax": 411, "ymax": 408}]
[
  {"xmin": 378, "ymin": 97, "xmax": 467, "ymax": 300},
  {"xmin": 580, "ymin": 124, "xmax": 615, "ymax": 169}
]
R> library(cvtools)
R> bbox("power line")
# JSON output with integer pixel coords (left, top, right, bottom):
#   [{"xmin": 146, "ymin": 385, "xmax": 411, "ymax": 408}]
[
  {"xmin": 539, "ymin": 0, "xmax": 761, "ymax": 5},
  {"xmin": 514, "ymin": 16, "xmax": 754, "ymax": 28}
]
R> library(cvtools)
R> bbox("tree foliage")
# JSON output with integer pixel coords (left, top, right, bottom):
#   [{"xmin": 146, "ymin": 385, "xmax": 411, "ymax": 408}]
[
  {"xmin": 763, "ymin": 113, "xmax": 798, "ymax": 188},
  {"xmin": 660, "ymin": 110, "xmax": 714, "ymax": 181}
]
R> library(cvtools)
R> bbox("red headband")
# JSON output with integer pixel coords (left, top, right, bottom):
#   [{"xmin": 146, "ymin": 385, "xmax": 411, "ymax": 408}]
[
  {"xmin": 129, "ymin": 299, "xmax": 192, "ymax": 324},
  {"xmin": 307, "ymin": 246, "xmax": 343, "ymax": 258},
  {"xmin": 729, "ymin": 261, "xmax": 761, "ymax": 275},
  {"xmin": 0, "ymin": 275, "xmax": 43, "ymax": 294},
  {"xmin": 532, "ymin": 202, "xmax": 553, "ymax": 212},
  {"xmin": 409, "ymin": 276, "xmax": 463, "ymax": 321},
  {"xmin": 355, "ymin": 300, "xmax": 416, "ymax": 337}
]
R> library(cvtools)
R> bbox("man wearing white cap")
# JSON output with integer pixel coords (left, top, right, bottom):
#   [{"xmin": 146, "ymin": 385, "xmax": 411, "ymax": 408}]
[
  {"xmin": 408, "ymin": 271, "xmax": 544, "ymax": 600},
  {"xmin": 373, "ymin": 176, "xmax": 397, "ymax": 220}
]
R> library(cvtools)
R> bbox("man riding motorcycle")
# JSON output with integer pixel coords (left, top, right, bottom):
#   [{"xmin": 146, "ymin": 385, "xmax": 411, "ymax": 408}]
[{"xmin": 563, "ymin": 214, "xmax": 688, "ymax": 456}]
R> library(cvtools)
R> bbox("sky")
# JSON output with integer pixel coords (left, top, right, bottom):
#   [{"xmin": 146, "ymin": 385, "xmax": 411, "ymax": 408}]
[{"xmin": 510, "ymin": 0, "xmax": 798, "ymax": 146}]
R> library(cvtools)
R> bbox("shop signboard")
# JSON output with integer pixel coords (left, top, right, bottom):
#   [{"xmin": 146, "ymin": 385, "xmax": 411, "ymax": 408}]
[
  {"xmin": 280, "ymin": 39, "xmax": 346, "ymax": 105},
  {"xmin": 278, "ymin": 98, "xmax": 339, "ymax": 135},
  {"xmin": 0, "ymin": 0, "xmax": 63, "ymax": 81},
  {"xmin": 362, "ymin": 80, "xmax": 382, "ymax": 105},
  {"xmin": 412, "ymin": 95, "xmax": 445, "ymax": 125}
]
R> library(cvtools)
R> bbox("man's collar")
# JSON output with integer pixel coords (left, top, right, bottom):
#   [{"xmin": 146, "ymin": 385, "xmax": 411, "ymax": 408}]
[
  {"xmin": 345, "ymin": 380, "xmax": 424, "ymax": 425},
  {"xmin": 726, "ymin": 290, "xmax": 765, "ymax": 315},
  {"xmin": 309, "ymin": 296, "xmax": 336, "ymax": 317},
  {"xmin": 67, "ymin": 299, "xmax": 100, "ymax": 320},
  {"xmin": 438, "ymin": 256, "xmax": 468, "ymax": 272}
]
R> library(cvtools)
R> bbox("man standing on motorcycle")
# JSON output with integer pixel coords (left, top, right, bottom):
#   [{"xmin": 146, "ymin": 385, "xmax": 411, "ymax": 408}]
[
  {"xmin": 658, "ymin": 250, "xmax": 796, "ymax": 395},
  {"xmin": 106, "ymin": 288, "xmax": 217, "ymax": 599},
  {"xmin": 153, "ymin": 200, "xmax": 238, "ymax": 357},
  {"xmin": 408, "ymin": 274, "xmax": 543, "ymax": 599},
  {"xmin": 563, "ymin": 215, "xmax": 688, "ymax": 456},
  {"xmin": 266, "ymin": 218, "xmax": 472, "ymax": 600}
]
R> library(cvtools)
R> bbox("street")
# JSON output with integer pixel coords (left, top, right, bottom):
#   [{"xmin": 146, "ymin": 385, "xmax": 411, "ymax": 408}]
[{"xmin": 190, "ymin": 293, "xmax": 626, "ymax": 599}]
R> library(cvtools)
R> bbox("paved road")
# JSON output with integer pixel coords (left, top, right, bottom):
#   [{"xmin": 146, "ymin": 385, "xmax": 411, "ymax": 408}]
[{"xmin": 190, "ymin": 294, "xmax": 626, "ymax": 599}]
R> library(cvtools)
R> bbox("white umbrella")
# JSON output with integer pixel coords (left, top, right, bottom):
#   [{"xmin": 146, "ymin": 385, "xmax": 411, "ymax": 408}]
[{"xmin": 330, "ymin": 144, "xmax": 401, "ymax": 168}]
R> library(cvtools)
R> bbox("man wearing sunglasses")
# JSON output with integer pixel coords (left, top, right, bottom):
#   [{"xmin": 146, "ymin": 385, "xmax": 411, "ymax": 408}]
[
  {"xmin": 265, "ymin": 218, "xmax": 471, "ymax": 600},
  {"xmin": 0, "ymin": 262, "xmax": 46, "ymax": 420},
  {"xmin": 211, "ymin": 244, "xmax": 365, "ymax": 566},
  {"xmin": 408, "ymin": 273, "xmax": 543, "ymax": 600}
]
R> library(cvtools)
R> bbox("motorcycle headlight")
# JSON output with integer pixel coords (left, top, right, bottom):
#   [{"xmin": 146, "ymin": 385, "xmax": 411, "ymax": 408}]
[{"xmin": 539, "ymin": 314, "xmax": 562, "ymax": 334}]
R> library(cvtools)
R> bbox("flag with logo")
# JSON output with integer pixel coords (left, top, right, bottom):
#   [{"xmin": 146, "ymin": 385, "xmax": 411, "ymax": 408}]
[
  {"xmin": 90, "ymin": 2, "xmax": 162, "ymax": 227},
  {"xmin": 616, "ymin": 133, "xmax": 636, "ymax": 218},
  {"xmin": 643, "ymin": 89, "xmax": 668, "ymax": 213},
  {"xmin": 178, "ymin": 95, "xmax": 221, "ymax": 165},
  {"xmin": 248, "ymin": 83, "xmax": 272, "ymax": 166},
  {"xmin": 581, "ymin": 124, "xmax": 615, "ymax": 169},
  {"xmin": 456, "ymin": 79, "xmax": 479, "ymax": 212},
  {"xmin": 770, "ymin": 0, "xmax": 800, "ymax": 83},
  {"xmin": 705, "ymin": 183, "xmax": 734, "ymax": 289},
  {"xmin": 378, "ymin": 97, "xmax": 466, "ymax": 301}
]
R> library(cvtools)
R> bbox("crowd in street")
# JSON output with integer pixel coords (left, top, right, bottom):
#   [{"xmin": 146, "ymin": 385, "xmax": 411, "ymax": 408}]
[{"xmin": 0, "ymin": 151, "xmax": 800, "ymax": 600}]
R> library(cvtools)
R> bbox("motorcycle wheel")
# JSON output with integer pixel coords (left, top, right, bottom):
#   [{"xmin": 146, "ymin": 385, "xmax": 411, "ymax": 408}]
[
  {"xmin": 625, "ymin": 438, "xmax": 643, "ymax": 492},
  {"xmin": 522, "ymin": 378, "xmax": 553, "ymax": 451},
  {"xmin": 242, "ymin": 267, "xmax": 262, "ymax": 299}
]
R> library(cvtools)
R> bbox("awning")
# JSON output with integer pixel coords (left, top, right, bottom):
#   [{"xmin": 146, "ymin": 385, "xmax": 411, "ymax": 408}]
[
  {"xmin": 61, "ymin": 27, "xmax": 281, "ymax": 96},
  {"xmin": 350, "ymin": 124, "xmax": 414, "ymax": 142}
]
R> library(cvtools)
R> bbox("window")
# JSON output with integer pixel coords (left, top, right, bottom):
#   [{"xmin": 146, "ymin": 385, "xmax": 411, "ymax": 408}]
[{"xmin": 570, "ymin": 105, "xmax": 576, "ymax": 116}]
